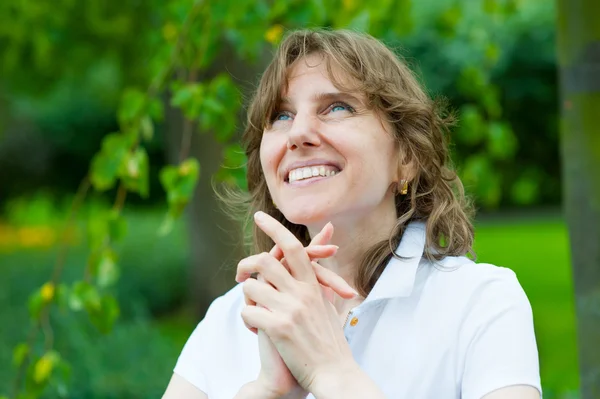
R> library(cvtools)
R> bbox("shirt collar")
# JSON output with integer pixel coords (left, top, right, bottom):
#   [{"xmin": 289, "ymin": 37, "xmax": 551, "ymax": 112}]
[{"xmin": 364, "ymin": 221, "xmax": 426, "ymax": 303}]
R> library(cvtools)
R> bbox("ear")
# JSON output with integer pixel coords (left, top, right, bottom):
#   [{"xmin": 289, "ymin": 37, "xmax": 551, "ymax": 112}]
[{"xmin": 393, "ymin": 149, "xmax": 417, "ymax": 184}]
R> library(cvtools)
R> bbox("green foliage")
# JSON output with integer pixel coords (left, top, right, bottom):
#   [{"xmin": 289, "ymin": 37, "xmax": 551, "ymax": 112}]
[
  {"xmin": 159, "ymin": 158, "xmax": 200, "ymax": 235},
  {"xmin": 0, "ymin": 208, "xmax": 189, "ymax": 397}
]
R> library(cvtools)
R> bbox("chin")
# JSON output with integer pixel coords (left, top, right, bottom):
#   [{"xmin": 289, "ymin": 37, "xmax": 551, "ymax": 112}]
[{"xmin": 280, "ymin": 203, "xmax": 333, "ymax": 227}]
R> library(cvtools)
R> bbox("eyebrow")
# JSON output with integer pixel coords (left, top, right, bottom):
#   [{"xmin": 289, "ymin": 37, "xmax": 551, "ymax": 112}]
[{"xmin": 279, "ymin": 91, "xmax": 363, "ymax": 106}]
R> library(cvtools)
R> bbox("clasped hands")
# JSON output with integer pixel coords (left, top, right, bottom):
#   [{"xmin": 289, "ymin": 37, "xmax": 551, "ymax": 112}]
[{"xmin": 235, "ymin": 211, "xmax": 360, "ymax": 398}]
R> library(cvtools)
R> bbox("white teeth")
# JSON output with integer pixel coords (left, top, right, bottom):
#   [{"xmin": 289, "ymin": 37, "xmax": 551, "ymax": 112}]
[{"xmin": 287, "ymin": 165, "xmax": 340, "ymax": 183}]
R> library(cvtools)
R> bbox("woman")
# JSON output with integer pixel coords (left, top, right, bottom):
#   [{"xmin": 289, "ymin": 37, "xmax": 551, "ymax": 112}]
[{"xmin": 163, "ymin": 29, "xmax": 541, "ymax": 399}]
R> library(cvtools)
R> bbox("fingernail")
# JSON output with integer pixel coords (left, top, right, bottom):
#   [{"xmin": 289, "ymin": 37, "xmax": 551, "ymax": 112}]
[{"xmin": 254, "ymin": 211, "xmax": 266, "ymax": 222}]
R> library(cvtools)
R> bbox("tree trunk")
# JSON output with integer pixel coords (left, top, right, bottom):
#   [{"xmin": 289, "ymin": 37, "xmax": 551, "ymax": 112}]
[
  {"xmin": 557, "ymin": 1, "xmax": 600, "ymax": 397},
  {"xmin": 165, "ymin": 46, "xmax": 269, "ymax": 318}
]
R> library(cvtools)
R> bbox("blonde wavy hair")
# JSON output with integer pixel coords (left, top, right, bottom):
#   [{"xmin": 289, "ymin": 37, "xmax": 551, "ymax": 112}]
[{"xmin": 221, "ymin": 28, "xmax": 475, "ymax": 297}]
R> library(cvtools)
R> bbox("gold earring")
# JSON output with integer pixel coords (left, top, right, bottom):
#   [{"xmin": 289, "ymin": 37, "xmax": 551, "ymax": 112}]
[{"xmin": 399, "ymin": 180, "xmax": 408, "ymax": 195}]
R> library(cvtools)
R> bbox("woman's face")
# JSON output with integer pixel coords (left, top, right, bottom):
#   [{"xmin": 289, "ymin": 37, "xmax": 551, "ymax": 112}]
[{"xmin": 260, "ymin": 54, "xmax": 399, "ymax": 229}]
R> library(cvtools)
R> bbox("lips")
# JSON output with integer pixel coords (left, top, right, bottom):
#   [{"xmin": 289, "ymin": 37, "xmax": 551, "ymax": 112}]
[
  {"xmin": 282, "ymin": 159, "xmax": 342, "ymax": 183},
  {"xmin": 287, "ymin": 165, "xmax": 340, "ymax": 183}
]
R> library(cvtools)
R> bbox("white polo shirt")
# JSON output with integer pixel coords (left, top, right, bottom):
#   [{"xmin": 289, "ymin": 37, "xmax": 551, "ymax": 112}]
[{"xmin": 174, "ymin": 222, "xmax": 542, "ymax": 398}]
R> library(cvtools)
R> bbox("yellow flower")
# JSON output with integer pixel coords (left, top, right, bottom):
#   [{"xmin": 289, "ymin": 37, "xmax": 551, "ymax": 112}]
[
  {"xmin": 265, "ymin": 25, "xmax": 284, "ymax": 45},
  {"xmin": 41, "ymin": 282, "xmax": 55, "ymax": 302}
]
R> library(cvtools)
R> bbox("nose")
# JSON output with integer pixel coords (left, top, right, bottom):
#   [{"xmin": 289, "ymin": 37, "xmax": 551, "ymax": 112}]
[{"xmin": 287, "ymin": 112, "xmax": 321, "ymax": 151}]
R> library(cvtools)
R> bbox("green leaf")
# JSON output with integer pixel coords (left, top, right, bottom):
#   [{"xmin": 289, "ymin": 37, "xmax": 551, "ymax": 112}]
[
  {"xmin": 461, "ymin": 154, "xmax": 502, "ymax": 208},
  {"xmin": 484, "ymin": 42, "xmax": 501, "ymax": 65},
  {"xmin": 13, "ymin": 342, "xmax": 30, "ymax": 367},
  {"xmin": 435, "ymin": 4, "xmax": 462, "ymax": 38},
  {"xmin": 96, "ymin": 249, "xmax": 119, "ymax": 288},
  {"xmin": 171, "ymin": 82, "xmax": 205, "ymax": 119},
  {"xmin": 457, "ymin": 105, "xmax": 485, "ymax": 146},
  {"xmin": 148, "ymin": 97, "xmax": 164, "ymax": 121},
  {"xmin": 89, "ymin": 295, "xmax": 120, "ymax": 334},
  {"xmin": 90, "ymin": 133, "xmax": 133, "ymax": 191},
  {"xmin": 486, "ymin": 121, "xmax": 517, "ymax": 160},
  {"xmin": 118, "ymin": 88, "xmax": 147, "ymax": 126},
  {"xmin": 215, "ymin": 143, "xmax": 248, "ymax": 190},
  {"xmin": 55, "ymin": 284, "xmax": 70, "ymax": 311},
  {"xmin": 140, "ymin": 115, "xmax": 154, "ymax": 141},
  {"xmin": 28, "ymin": 290, "xmax": 44, "ymax": 320},
  {"xmin": 159, "ymin": 159, "xmax": 201, "ymax": 220},
  {"xmin": 107, "ymin": 210, "xmax": 128, "ymax": 243},
  {"xmin": 120, "ymin": 147, "xmax": 150, "ymax": 198},
  {"xmin": 458, "ymin": 66, "xmax": 488, "ymax": 100},
  {"xmin": 159, "ymin": 165, "xmax": 179, "ymax": 192},
  {"xmin": 87, "ymin": 213, "xmax": 109, "ymax": 251},
  {"xmin": 33, "ymin": 351, "xmax": 60, "ymax": 384},
  {"xmin": 204, "ymin": 74, "xmax": 240, "ymax": 142},
  {"xmin": 48, "ymin": 358, "xmax": 71, "ymax": 398},
  {"xmin": 157, "ymin": 213, "xmax": 176, "ymax": 237},
  {"xmin": 68, "ymin": 281, "xmax": 101, "ymax": 313},
  {"xmin": 481, "ymin": 86, "xmax": 502, "ymax": 118},
  {"xmin": 510, "ymin": 171, "xmax": 541, "ymax": 205}
]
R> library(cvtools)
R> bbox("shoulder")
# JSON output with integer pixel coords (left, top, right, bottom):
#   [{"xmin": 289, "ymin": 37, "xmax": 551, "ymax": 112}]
[
  {"xmin": 420, "ymin": 256, "xmax": 534, "ymax": 322},
  {"xmin": 173, "ymin": 283, "xmax": 261, "ymax": 396},
  {"xmin": 176, "ymin": 283, "xmax": 247, "ymax": 358},
  {"xmin": 205, "ymin": 283, "xmax": 245, "ymax": 315},
  {"xmin": 426, "ymin": 255, "xmax": 526, "ymax": 297}
]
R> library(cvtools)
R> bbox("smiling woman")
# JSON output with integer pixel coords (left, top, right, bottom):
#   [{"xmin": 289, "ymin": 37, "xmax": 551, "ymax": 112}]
[{"xmin": 162, "ymin": 29, "xmax": 542, "ymax": 399}]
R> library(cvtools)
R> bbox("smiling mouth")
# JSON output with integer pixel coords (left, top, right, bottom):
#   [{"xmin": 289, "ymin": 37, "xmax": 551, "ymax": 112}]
[{"xmin": 285, "ymin": 165, "xmax": 341, "ymax": 183}]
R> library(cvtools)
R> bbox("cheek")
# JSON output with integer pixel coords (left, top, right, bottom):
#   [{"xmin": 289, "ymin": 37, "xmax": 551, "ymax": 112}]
[{"xmin": 259, "ymin": 136, "xmax": 282, "ymax": 181}]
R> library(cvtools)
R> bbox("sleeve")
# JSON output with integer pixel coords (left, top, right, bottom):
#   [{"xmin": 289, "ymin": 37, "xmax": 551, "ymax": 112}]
[
  {"xmin": 459, "ymin": 267, "xmax": 542, "ymax": 399},
  {"xmin": 173, "ymin": 293, "xmax": 229, "ymax": 394}
]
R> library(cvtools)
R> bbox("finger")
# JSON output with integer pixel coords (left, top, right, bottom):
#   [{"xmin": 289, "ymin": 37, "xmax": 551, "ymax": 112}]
[
  {"xmin": 309, "ymin": 222, "xmax": 334, "ymax": 246},
  {"xmin": 322, "ymin": 286, "xmax": 335, "ymax": 304},
  {"xmin": 312, "ymin": 262, "xmax": 358, "ymax": 299},
  {"xmin": 272, "ymin": 244, "xmax": 338, "ymax": 263},
  {"xmin": 254, "ymin": 212, "xmax": 316, "ymax": 282},
  {"xmin": 241, "ymin": 305, "xmax": 274, "ymax": 332},
  {"xmin": 244, "ymin": 323, "xmax": 258, "ymax": 335},
  {"xmin": 242, "ymin": 278, "xmax": 284, "ymax": 311},
  {"xmin": 235, "ymin": 252, "xmax": 295, "ymax": 290},
  {"xmin": 269, "ymin": 222, "xmax": 334, "ymax": 260},
  {"xmin": 306, "ymin": 244, "xmax": 338, "ymax": 259}
]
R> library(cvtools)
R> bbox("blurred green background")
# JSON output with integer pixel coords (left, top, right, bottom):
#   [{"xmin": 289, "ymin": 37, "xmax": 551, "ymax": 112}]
[{"xmin": 0, "ymin": 0, "xmax": 580, "ymax": 398}]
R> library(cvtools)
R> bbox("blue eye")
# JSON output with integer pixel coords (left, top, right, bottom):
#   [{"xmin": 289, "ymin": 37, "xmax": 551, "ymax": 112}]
[
  {"xmin": 329, "ymin": 102, "xmax": 354, "ymax": 114},
  {"xmin": 273, "ymin": 112, "xmax": 292, "ymax": 122}
]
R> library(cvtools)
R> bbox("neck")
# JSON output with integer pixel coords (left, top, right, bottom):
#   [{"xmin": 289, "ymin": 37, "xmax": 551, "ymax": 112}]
[{"xmin": 306, "ymin": 197, "xmax": 398, "ymax": 291}]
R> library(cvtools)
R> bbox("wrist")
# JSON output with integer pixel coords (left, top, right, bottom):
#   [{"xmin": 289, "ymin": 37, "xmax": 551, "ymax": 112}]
[
  {"xmin": 309, "ymin": 362, "xmax": 363, "ymax": 399},
  {"xmin": 248, "ymin": 376, "xmax": 307, "ymax": 399},
  {"xmin": 235, "ymin": 380, "xmax": 275, "ymax": 399}
]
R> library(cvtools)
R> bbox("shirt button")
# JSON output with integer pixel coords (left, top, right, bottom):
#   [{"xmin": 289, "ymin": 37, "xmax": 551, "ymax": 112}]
[{"xmin": 350, "ymin": 317, "xmax": 359, "ymax": 327}]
